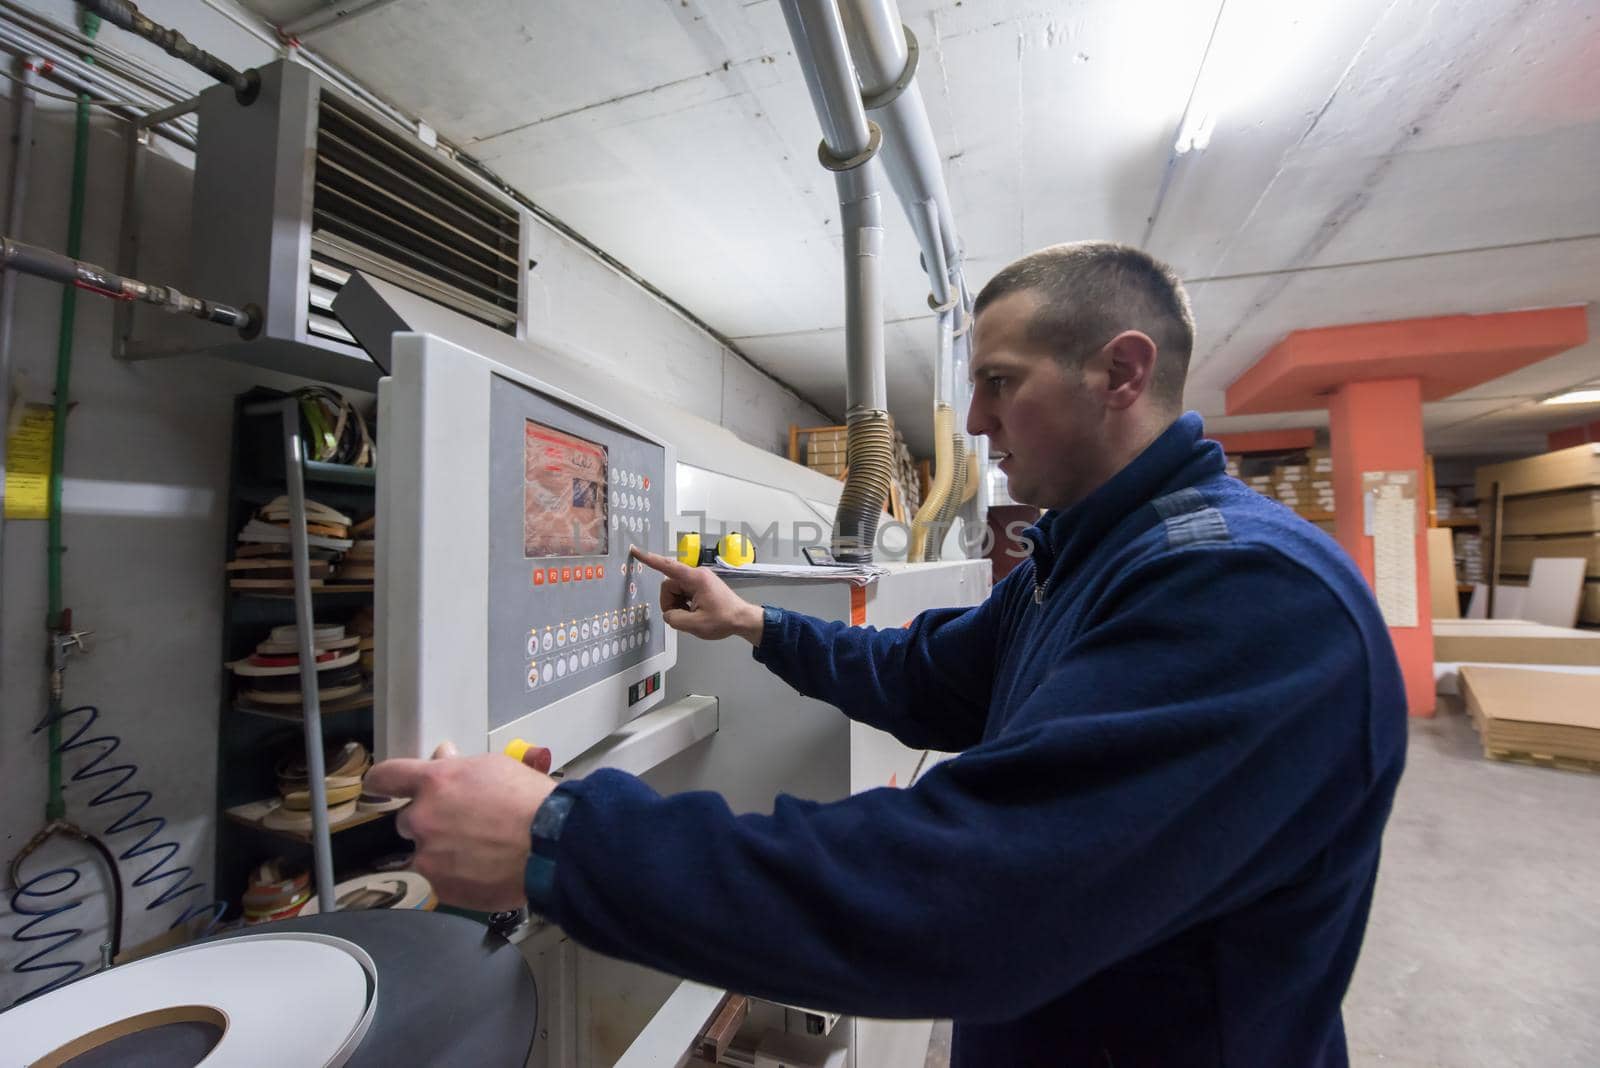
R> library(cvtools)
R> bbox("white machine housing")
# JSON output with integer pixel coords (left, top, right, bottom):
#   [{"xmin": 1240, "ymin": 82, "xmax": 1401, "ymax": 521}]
[{"xmin": 377, "ymin": 332, "xmax": 677, "ymax": 764}]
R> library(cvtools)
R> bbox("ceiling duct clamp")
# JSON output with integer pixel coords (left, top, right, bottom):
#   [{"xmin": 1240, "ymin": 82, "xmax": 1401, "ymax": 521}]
[
  {"xmin": 861, "ymin": 25, "xmax": 920, "ymax": 111},
  {"xmin": 818, "ymin": 121, "xmax": 884, "ymax": 172}
]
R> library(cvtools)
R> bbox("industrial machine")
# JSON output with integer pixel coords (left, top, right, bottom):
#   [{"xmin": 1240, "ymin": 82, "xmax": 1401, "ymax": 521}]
[
  {"xmin": 376, "ymin": 330, "xmax": 676, "ymax": 765},
  {"xmin": 0, "ymin": 0, "xmax": 991, "ymax": 1059},
  {"xmin": 339, "ymin": 275, "xmax": 989, "ymax": 1067}
]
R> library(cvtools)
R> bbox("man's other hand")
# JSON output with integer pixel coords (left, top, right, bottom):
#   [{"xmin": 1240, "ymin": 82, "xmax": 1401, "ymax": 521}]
[
  {"xmin": 629, "ymin": 545, "xmax": 765, "ymax": 645},
  {"xmin": 365, "ymin": 742, "xmax": 556, "ymax": 912}
]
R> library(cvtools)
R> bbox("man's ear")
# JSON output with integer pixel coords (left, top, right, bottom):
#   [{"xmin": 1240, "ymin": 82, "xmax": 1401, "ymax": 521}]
[{"xmin": 1101, "ymin": 330, "xmax": 1158, "ymax": 411}]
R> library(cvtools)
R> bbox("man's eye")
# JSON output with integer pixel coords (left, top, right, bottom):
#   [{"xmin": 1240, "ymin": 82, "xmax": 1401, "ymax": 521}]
[{"xmin": 986, "ymin": 376, "xmax": 1008, "ymax": 391}]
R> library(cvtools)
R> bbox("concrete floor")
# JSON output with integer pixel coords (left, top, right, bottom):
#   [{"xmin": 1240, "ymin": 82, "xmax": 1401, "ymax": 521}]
[{"xmin": 925, "ymin": 699, "xmax": 1600, "ymax": 1066}]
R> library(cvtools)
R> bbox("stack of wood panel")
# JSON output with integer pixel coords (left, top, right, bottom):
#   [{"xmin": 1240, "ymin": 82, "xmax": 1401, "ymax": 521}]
[
  {"xmin": 1479, "ymin": 443, "xmax": 1600, "ymax": 624},
  {"xmin": 1459, "ymin": 664, "xmax": 1600, "ymax": 772}
]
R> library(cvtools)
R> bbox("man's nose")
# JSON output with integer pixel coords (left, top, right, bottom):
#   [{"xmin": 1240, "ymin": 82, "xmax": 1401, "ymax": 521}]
[{"xmin": 966, "ymin": 397, "xmax": 992, "ymax": 438}]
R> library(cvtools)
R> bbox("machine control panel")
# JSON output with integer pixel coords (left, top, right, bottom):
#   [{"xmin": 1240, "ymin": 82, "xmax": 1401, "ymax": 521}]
[{"xmin": 488, "ymin": 374, "xmax": 668, "ymax": 732}]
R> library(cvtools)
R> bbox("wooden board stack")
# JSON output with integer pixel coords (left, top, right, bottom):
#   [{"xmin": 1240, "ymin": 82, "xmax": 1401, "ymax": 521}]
[
  {"xmin": 1459, "ymin": 664, "xmax": 1600, "ymax": 772},
  {"xmin": 1479, "ymin": 444, "xmax": 1600, "ymax": 624}
]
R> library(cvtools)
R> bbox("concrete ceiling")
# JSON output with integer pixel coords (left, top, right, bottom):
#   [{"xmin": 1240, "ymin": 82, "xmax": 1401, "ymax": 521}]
[{"xmin": 250, "ymin": 0, "xmax": 1600, "ymax": 458}]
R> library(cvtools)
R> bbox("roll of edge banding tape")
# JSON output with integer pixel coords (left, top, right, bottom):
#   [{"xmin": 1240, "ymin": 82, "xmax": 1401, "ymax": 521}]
[
  {"xmin": 298, "ymin": 871, "xmax": 436, "ymax": 916},
  {"xmin": 0, "ymin": 932, "xmax": 377, "ymax": 1067}
]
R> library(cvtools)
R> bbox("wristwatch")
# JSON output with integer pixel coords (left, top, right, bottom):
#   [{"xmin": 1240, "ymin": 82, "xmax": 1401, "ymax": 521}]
[{"xmin": 524, "ymin": 785, "xmax": 575, "ymax": 911}]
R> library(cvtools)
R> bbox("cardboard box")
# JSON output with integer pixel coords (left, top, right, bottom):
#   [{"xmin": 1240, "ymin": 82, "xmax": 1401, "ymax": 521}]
[
  {"xmin": 1497, "ymin": 533, "xmax": 1600, "ymax": 578},
  {"xmin": 1501, "ymin": 489, "xmax": 1600, "ymax": 537},
  {"xmin": 1433, "ymin": 620, "xmax": 1600, "ymax": 666},
  {"xmin": 1476, "ymin": 442, "xmax": 1600, "ymax": 501}
]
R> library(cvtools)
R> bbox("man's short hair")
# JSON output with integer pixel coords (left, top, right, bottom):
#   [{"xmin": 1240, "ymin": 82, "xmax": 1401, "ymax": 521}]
[{"xmin": 973, "ymin": 242, "xmax": 1195, "ymax": 407}]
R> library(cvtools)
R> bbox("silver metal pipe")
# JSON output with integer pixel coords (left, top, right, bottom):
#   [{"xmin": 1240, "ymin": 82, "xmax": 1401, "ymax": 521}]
[
  {"xmin": 838, "ymin": 164, "xmax": 886, "ymax": 412},
  {"xmin": 1, "ymin": 235, "xmax": 255, "ymax": 330},
  {"xmin": 934, "ymin": 289, "xmax": 954, "ymax": 407},
  {"xmin": 1, "ymin": 0, "xmax": 200, "ymax": 101},
  {"xmin": 136, "ymin": 93, "xmax": 199, "ymax": 129},
  {"xmin": 840, "ymin": 0, "xmax": 962, "ymax": 302},
  {"xmin": 779, "ymin": 0, "xmax": 872, "ymax": 158},
  {"xmin": 78, "ymin": 0, "xmax": 258, "ymax": 100},
  {"xmin": 274, "ymin": 399, "xmax": 338, "ymax": 915},
  {"xmin": 0, "ymin": 54, "xmax": 37, "ymax": 700},
  {"xmin": 781, "ymin": 0, "xmax": 892, "ymax": 562},
  {"xmin": 0, "ymin": 29, "xmax": 199, "ymax": 147}
]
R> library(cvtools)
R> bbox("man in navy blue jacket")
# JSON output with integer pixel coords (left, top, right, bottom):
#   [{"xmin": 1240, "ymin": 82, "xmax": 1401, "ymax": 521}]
[{"xmin": 369, "ymin": 242, "xmax": 1407, "ymax": 1066}]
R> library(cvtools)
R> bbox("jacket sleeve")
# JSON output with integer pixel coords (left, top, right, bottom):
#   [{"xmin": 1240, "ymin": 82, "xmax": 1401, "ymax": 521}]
[
  {"xmin": 747, "ymin": 566, "xmax": 1025, "ymax": 752},
  {"xmin": 535, "ymin": 546, "xmax": 1404, "ymax": 1022}
]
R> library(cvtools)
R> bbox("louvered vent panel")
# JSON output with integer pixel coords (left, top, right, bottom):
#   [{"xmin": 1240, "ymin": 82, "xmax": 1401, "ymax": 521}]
[{"xmin": 310, "ymin": 94, "xmax": 520, "ymax": 334}]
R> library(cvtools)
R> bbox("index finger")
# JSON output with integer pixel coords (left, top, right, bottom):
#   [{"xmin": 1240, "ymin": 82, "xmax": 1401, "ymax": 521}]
[
  {"xmin": 364, "ymin": 757, "xmax": 433, "ymax": 798},
  {"xmin": 629, "ymin": 544, "xmax": 696, "ymax": 581}
]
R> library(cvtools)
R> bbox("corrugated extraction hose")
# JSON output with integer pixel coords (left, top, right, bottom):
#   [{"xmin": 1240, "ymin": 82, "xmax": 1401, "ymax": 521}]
[
  {"xmin": 925, "ymin": 429, "xmax": 968, "ymax": 561},
  {"xmin": 908, "ymin": 403, "xmax": 956, "ymax": 561},
  {"xmin": 834, "ymin": 409, "xmax": 895, "ymax": 562}
]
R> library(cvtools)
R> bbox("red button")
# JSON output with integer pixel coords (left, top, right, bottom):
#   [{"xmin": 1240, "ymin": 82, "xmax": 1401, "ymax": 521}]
[
  {"xmin": 561, "ymin": 567, "xmax": 572, "ymax": 582},
  {"xmin": 598, "ymin": 564, "xmax": 606, "ymax": 579},
  {"xmin": 643, "ymin": 477, "xmax": 650, "ymax": 490},
  {"xmin": 585, "ymin": 566, "xmax": 596, "ymax": 580},
  {"xmin": 533, "ymin": 570, "xmax": 545, "ymax": 586},
  {"xmin": 547, "ymin": 568, "xmax": 559, "ymax": 584}
]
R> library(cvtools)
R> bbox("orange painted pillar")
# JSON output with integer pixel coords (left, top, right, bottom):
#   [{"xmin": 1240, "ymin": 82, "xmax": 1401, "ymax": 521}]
[{"xmin": 1328, "ymin": 377, "xmax": 1434, "ymax": 716}]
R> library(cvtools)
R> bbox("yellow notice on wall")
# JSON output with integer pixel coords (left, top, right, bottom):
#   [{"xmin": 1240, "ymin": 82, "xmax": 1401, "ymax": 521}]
[{"xmin": 4, "ymin": 403, "xmax": 54, "ymax": 519}]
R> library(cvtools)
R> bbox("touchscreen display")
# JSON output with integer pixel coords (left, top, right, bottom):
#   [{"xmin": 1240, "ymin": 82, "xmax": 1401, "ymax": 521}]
[{"xmin": 523, "ymin": 420, "xmax": 608, "ymax": 558}]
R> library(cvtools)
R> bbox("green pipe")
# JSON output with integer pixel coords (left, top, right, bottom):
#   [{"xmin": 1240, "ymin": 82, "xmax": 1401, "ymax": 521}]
[{"xmin": 44, "ymin": 10, "xmax": 100, "ymax": 822}]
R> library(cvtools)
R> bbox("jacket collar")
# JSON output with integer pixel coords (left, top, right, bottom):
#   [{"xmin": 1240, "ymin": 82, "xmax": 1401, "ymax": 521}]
[{"xmin": 1021, "ymin": 412, "xmax": 1224, "ymax": 593}]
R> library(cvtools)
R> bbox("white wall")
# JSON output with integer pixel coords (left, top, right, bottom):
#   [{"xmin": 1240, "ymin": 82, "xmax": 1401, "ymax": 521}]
[{"xmin": 0, "ymin": 0, "xmax": 828, "ymax": 1007}]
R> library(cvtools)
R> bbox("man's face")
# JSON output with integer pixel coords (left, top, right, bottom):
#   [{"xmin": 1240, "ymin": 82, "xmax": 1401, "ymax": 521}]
[{"xmin": 966, "ymin": 290, "xmax": 1104, "ymax": 511}]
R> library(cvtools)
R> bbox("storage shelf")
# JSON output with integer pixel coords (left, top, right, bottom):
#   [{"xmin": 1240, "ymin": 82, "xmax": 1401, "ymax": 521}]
[
  {"xmin": 232, "ymin": 584, "xmax": 375, "ymax": 599},
  {"xmin": 225, "ymin": 797, "xmax": 398, "ymax": 844},
  {"xmin": 1436, "ymin": 517, "xmax": 1481, "ymax": 528},
  {"xmin": 301, "ymin": 459, "xmax": 377, "ymax": 486},
  {"xmin": 232, "ymin": 691, "xmax": 374, "ymax": 723}
]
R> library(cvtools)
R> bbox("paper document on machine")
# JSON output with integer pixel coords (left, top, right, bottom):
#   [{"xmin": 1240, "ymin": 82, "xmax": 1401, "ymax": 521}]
[{"xmin": 712, "ymin": 559, "xmax": 887, "ymax": 587}]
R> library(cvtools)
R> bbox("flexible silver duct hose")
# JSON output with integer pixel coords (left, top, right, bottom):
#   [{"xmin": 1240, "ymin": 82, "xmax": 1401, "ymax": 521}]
[{"xmin": 834, "ymin": 408, "xmax": 895, "ymax": 562}]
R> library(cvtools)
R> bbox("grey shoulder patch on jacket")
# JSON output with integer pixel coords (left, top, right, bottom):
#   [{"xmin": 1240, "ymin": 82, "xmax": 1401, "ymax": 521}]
[{"xmin": 1150, "ymin": 487, "xmax": 1232, "ymax": 548}]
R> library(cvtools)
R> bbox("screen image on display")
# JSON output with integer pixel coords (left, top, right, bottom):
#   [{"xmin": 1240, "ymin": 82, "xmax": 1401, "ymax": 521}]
[{"xmin": 523, "ymin": 420, "xmax": 608, "ymax": 558}]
